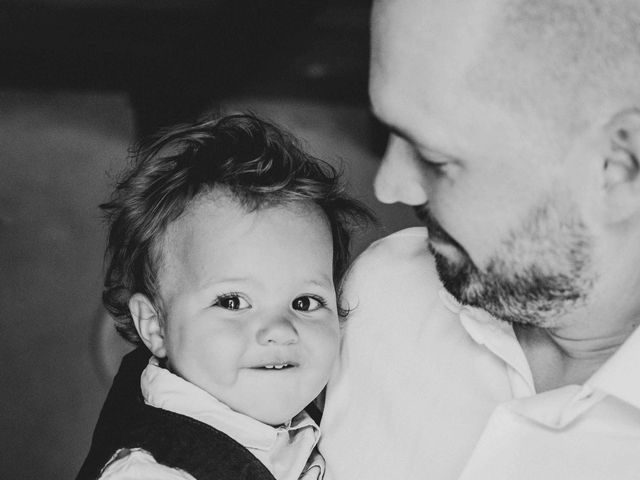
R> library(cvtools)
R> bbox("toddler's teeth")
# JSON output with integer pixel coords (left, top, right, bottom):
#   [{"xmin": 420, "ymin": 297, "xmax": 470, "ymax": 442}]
[{"xmin": 262, "ymin": 363, "xmax": 290, "ymax": 369}]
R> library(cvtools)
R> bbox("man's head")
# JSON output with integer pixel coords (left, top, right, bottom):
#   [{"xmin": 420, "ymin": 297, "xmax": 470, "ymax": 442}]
[{"xmin": 370, "ymin": 0, "xmax": 640, "ymax": 327}]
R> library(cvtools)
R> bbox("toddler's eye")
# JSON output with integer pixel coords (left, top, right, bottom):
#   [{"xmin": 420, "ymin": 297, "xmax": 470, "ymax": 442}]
[
  {"xmin": 292, "ymin": 296, "xmax": 325, "ymax": 312},
  {"xmin": 213, "ymin": 294, "xmax": 250, "ymax": 311}
]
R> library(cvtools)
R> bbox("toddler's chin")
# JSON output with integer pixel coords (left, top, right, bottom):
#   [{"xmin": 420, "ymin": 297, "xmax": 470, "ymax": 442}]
[{"xmin": 249, "ymin": 406, "xmax": 300, "ymax": 427}]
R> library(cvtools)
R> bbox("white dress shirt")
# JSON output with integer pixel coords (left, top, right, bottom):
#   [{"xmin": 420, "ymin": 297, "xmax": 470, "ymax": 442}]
[
  {"xmin": 99, "ymin": 357, "xmax": 324, "ymax": 480},
  {"xmin": 319, "ymin": 227, "xmax": 640, "ymax": 480}
]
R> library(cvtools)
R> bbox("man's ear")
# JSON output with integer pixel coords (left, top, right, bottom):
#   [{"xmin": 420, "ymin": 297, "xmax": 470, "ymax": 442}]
[
  {"xmin": 129, "ymin": 293, "xmax": 167, "ymax": 358},
  {"xmin": 601, "ymin": 108, "xmax": 640, "ymax": 223}
]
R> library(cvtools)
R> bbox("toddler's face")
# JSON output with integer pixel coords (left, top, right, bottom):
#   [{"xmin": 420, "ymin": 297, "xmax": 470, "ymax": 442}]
[{"xmin": 137, "ymin": 191, "xmax": 339, "ymax": 425}]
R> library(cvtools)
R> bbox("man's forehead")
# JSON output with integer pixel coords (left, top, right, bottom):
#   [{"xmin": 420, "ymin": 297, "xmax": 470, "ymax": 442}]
[
  {"xmin": 371, "ymin": 0, "xmax": 502, "ymax": 79},
  {"xmin": 370, "ymin": 0, "xmax": 503, "ymax": 125},
  {"xmin": 373, "ymin": 0, "xmax": 504, "ymax": 34}
]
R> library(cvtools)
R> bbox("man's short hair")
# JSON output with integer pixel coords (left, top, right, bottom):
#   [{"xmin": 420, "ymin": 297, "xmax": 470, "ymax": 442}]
[
  {"xmin": 101, "ymin": 113, "xmax": 373, "ymax": 343},
  {"xmin": 469, "ymin": 0, "xmax": 640, "ymax": 136}
]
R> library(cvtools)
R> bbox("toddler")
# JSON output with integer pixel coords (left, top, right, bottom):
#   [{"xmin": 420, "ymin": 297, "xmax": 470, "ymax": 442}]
[{"xmin": 76, "ymin": 114, "xmax": 371, "ymax": 480}]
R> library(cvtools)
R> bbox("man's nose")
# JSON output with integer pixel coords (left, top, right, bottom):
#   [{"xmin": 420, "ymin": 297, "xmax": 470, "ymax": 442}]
[
  {"xmin": 374, "ymin": 134, "xmax": 429, "ymax": 205},
  {"xmin": 256, "ymin": 316, "xmax": 299, "ymax": 346}
]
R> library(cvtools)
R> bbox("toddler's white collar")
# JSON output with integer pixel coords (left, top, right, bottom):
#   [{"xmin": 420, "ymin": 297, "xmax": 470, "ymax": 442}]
[{"xmin": 140, "ymin": 357, "xmax": 319, "ymax": 451}]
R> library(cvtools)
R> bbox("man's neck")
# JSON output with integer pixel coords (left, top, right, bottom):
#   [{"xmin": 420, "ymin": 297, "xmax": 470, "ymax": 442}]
[{"xmin": 514, "ymin": 319, "xmax": 636, "ymax": 393}]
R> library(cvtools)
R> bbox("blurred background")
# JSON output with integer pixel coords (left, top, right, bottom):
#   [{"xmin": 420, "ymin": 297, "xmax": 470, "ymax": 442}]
[{"xmin": 0, "ymin": 1, "xmax": 419, "ymax": 478}]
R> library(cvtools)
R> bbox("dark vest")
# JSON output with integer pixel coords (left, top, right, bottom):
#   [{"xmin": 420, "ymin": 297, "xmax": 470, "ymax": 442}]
[{"xmin": 76, "ymin": 346, "xmax": 277, "ymax": 480}]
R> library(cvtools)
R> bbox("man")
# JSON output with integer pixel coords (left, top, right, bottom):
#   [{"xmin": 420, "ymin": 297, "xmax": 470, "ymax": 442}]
[{"xmin": 319, "ymin": 0, "xmax": 640, "ymax": 478}]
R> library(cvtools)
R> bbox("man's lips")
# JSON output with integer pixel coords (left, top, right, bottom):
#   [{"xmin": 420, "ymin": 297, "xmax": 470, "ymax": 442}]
[
  {"xmin": 413, "ymin": 205, "xmax": 467, "ymax": 256},
  {"xmin": 428, "ymin": 234, "xmax": 461, "ymax": 252},
  {"xmin": 428, "ymin": 236, "xmax": 467, "ymax": 264}
]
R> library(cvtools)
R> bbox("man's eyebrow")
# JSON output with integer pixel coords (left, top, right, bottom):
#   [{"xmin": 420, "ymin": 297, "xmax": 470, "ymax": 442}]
[
  {"xmin": 375, "ymin": 117, "xmax": 414, "ymax": 143},
  {"xmin": 375, "ymin": 116, "xmax": 450, "ymax": 160}
]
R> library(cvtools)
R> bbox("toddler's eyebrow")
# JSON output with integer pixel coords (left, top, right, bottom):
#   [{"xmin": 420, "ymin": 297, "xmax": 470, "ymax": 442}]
[
  {"xmin": 199, "ymin": 275, "xmax": 333, "ymax": 290},
  {"xmin": 305, "ymin": 275, "xmax": 334, "ymax": 289},
  {"xmin": 198, "ymin": 276, "xmax": 254, "ymax": 289}
]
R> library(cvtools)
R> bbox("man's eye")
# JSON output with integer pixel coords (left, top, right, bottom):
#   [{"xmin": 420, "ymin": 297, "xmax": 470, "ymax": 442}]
[
  {"xmin": 292, "ymin": 296, "xmax": 325, "ymax": 312},
  {"xmin": 415, "ymin": 148, "xmax": 454, "ymax": 173},
  {"xmin": 213, "ymin": 294, "xmax": 251, "ymax": 311},
  {"xmin": 420, "ymin": 155, "xmax": 448, "ymax": 172}
]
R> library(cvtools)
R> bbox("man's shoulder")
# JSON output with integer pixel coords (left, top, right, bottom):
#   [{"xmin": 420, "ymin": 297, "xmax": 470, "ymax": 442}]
[
  {"xmin": 361, "ymin": 226, "xmax": 430, "ymax": 261},
  {"xmin": 340, "ymin": 227, "xmax": 447, "ymax": 333},
  {"xmin": 342, "ymin": 227, "xmax": 441, "ymax": 299}
]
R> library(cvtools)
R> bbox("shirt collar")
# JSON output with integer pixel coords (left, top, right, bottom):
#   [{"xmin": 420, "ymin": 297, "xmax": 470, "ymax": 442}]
[
  {"xmin": 521, "ymin": 326, "xmax": 640, "ymax": 429},
  {"xmin": 439, "ymin": 289, "xmax": 535, "ymax": 393},
  {"xmin": 501, "ymin": 384, "xmax": 607, "ymax": 429},
  {"xmin": 586, "ymin": 324, "xmax": 640, "ymax": 409},
  {"xmin": 440, "ymin": 289, "xmax": 640, "ymax": 426},
  {"xmin": 141, "ymin": 357, "xmax": 320, "ymax": 451}
]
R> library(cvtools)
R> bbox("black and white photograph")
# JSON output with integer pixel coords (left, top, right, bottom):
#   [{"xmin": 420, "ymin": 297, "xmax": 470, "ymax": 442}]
[{"xmin": 2, "ymin": 1, "xmax": 639, "ymax": 479}]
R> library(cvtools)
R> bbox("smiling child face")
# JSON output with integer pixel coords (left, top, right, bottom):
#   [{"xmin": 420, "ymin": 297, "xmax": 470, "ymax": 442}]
[{"xmin": 133, "ymin": 189, "xmax": 340, "ymax": 425}]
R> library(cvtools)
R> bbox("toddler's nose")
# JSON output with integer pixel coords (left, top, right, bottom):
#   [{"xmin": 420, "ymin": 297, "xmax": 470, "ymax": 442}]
[{"xmin": 256, "ymin": 316, "xmax": 299, "ymax": 345}]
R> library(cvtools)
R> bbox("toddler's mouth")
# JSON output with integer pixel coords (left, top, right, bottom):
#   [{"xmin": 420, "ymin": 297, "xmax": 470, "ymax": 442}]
[
  {"xmin": 252, "ymin": 362, "xmax": 298, "ymax": 370},
  {"xmin": 264, "ymin": 363, "xmax": 292, "ymax": 370}
]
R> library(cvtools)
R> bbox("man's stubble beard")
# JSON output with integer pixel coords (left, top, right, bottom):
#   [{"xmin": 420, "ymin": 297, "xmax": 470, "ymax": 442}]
[{"xmin": 418, "ymin": 197, "xmax": 596, "ymax": 327}]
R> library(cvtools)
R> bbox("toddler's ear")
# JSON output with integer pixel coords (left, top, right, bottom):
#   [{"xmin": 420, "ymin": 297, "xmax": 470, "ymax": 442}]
[{"xmin": 129, "ymin": 293, "xmax": 167, "ymax": 358}]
